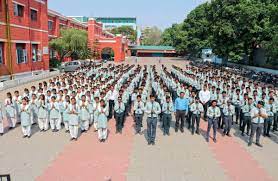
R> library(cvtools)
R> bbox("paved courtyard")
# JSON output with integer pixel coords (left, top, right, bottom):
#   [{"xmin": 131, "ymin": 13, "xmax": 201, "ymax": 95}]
[{"xmin": 0, "ymin": 57, "xmax": 277, "ymax": 181}]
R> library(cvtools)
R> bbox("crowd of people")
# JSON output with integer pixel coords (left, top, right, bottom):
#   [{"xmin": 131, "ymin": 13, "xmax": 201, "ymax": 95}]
[{"xmin": 0, "ymin": 62, "xmax": 277, "ymax": 147}]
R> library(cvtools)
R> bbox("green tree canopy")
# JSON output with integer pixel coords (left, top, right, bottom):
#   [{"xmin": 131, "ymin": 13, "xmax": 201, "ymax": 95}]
[
  {"xmin": 160, "ymin": 0, "xmax": 278, "ymax": 66},
  {"xmin": 49, "ymin": 28, "xmax": 90, "ymax": 61},
  {"xmin": 141, "ymin": 26, "xmax": 163, "ymax": 46},
  {"xmin": 110, "ymin": 26, "xmax": 137, "ymax": 43}
]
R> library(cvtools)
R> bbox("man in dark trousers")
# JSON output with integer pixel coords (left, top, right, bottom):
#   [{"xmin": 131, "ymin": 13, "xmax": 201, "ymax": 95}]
[{"xmin": 174, "ymin": 91, "xmax": 189, "ymax": 133}]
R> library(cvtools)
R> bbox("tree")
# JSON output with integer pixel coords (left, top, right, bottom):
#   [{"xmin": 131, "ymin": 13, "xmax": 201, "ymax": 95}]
[
  {"xmin": 161, "ymin": 23, "xmax": 188, "ymax": 55},
  {"xmin": 141, "ymin": 26, "xmax": 163, "ymax": 46},
  {"xmin": 110, "ymin": 26, "xmax": 137, "ymax": 43},
  {"xmin": 49, "ymin": 28, "xmax": 89, "ymax": 61}
]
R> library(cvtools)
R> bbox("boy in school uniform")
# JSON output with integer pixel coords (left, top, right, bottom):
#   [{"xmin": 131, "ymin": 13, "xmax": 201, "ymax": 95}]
[
  {"xmin": 206, "ymin": 100, "xmax": 221, "ymax": 143},
  {"xmin": 161, "ymin": 96, "xmax": 174, "ymax": 136},
  {"xmin": 190, "ymin": 97, "xmax": 204, "ymax": 135},
  {"xmin": 133, "ymin": 95, "xmax": 145, "ymax": 134},
  {"xmin": 222, "ymin": 100, "xmax": 235, "ymax": 137},
  {"xmin": 114, "ymin": 97, "xmax": 125, "ymax": 134},
  {"xmin": 145, "ymin": 95, "xmax": 161, "ymax": 145},
  {"xmin": 264, "ymin": 98, "xmax": 276, "ymax": 137}
]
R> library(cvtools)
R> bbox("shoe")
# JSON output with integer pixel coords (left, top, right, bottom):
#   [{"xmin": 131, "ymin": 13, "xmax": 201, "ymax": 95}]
[
  {"xmin": 0, "ymin": 133, "xmax": 3, "ymax": 136},
  {"xmin": 163, "ymin": 132, "xmax": 166, "ymax": 136},
  {"xmin": 9, "ymin": 127, "xmax": 13, "ymax": 130},
  {"xmin": 175, "ymin": 128, "xmax": 178, "ymax": 132},
  {"xmin": 167, "ymin": 132, "xmax": 170, "ymax": 136},
  {"xmin": 196, "ymin": 130, "xmax": 200, "ymax": 135},
  {"xmin": 28, "ymin": 136, "xmax": 31, "ymax": 138},
  {"xmin": 191, "ymin": 132, "xmax": 194, "ymax": 135},
  {"xmin": 255, "ymin": 143, "xmax": 263, "ymax": 147},
  {"xmin": 222, "ymin": 132, "xmax": 226, "ymax": 137},
  {"xmin": 206, "ymin": 137, "xmax": 209, "ymax": 142},
  {"xmin": 65, "ymin": 130, "xmax": 69, "ymax": 133},
  {"xmin": 213, "ymin": 138, "xmax": 217, "ymax": 143},
  {"xmin": 152, "ymin": 141, "xmax": 155, "ymax": 145},
  {"xmin": 235, "ymin": 121, "xmax": 238, "ymax": 124},
  {"xmin": 241, "ymin": 132, "xmax": 244, "ymax": 136},
  {"xmin": 22, "ymin": 135, "xmax": 27, "ymax": 138},
  {"xmin": 70, "ymin": 138, "xmax": 75, "ymax": 141},
  {"xmin": 266, "ymin": 134, "xmax": 271, "ymax": 137},
  {"xmin": 227, "ymin": 133, "xmax": 232, "ymax": 137},
  {"xmin": 75, "ymin": 138, "xmax": 78, "ymax": 141},
  {"xmin": 248, "ymin": 142, "xmax": 252, "ymax": 146},
  {"xmin": 180, "ymin": 128, "xmax": 184, "ymax": 133},
  {"xmin": 148, "ymin": 141, "xmax": 151, "ymax": 145}
]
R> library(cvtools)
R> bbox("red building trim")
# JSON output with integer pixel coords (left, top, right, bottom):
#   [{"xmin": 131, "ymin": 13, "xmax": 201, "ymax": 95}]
[{"xmin": 0, "ymin": 0, "xmax": 128, "ymax": 78}]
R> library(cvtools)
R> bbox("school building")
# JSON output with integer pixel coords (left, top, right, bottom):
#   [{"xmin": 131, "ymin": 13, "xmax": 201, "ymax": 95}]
[{"xmin": 0, "ymin": 0, "xmax": 129, "ymax": 80}]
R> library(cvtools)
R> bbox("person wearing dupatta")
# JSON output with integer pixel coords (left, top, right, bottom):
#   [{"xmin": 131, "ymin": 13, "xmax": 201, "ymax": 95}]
[
  {"xmin": 48, "ymin": 96, "xmax": 61, "ymax": 132},
  {"xmin": 97, "ymin": 99, "xmax": 109, "ymax": 142},
  {"xmin": 37, "ymin": 94, "xmax": 49, "ymax": 131},
  {"xmin": 79, "ymin": 95, "xmax": 91, "ymax": 132},
  {"xmin": 20, "ymin": 97, "xmax": 32, "ymax": 138},
  {"xmin": 67, "ymin": 97, "xmax": 80, "ymax": 141},
  {"xmin": 5, "ymin": 92, "xmax": 16, "ymax": 129},
  {"xmin": 93, "ymin": 97, "xmax": 100, "ymax": 131}
]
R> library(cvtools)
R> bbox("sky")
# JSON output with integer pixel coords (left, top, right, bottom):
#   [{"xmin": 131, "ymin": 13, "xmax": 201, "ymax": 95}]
[{"xmin": 48, "ymin": 0, "xmax": 207, "ymax": 30}]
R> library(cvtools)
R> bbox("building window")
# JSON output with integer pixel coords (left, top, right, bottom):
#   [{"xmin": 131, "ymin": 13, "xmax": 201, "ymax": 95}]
[
  {"xmin": 30, "ymin": 9, "xmax": 37, "ymax": 21},
  {"xmin": 32, "ymin": 44, "xmax": 38, "ymax": 62},
  {"xmin": 0, "ymin": 43, "xmax": 3, "ymax": 64},
  {"xmin": 48, "ymin": 21, "xmax": 53, "ymax": 30},
  {"xmin": 16, "ymin": 43, "xmax": 27, "ymax": 64},
  {"xmin": 13, "ymin": 3, "xmax": 24, "ymax": 17}
]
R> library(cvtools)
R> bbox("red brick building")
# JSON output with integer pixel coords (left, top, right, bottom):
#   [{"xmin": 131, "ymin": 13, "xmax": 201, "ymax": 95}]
[{"xmin": 0, "ymin": 0, "xmax": 128, "ymax": 80}]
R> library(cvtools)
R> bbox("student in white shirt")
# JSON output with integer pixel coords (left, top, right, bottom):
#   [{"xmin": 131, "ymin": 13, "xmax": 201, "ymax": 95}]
[
  {"xmin": 199, "ymin": 85, "xmax": 211, "ymax": 119},
  {"xmin": 248, "ymin": 101, "xmax": 268, "ymax": 147}
]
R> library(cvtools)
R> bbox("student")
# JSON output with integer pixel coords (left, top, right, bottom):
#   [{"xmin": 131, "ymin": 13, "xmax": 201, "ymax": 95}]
[
  {"xmin": 222, "ymin": 100, "xmax": 235, "ymax": 137},
  {"xmin": 97, "ymin": 100, "xmax": 109, "ymax": 142},
  {"xmin": 5, "ymin": 92, "xmax": 16, "ymax": 129},
  {"xmin": 0, "ymin": 102, "xmax": 4, "ymax": 136},
  {"xmin": 206, "ymin": 100, "xmax": 221, "ymax": 143},
  {"xmin": 133, "ymin": 95, "xmax": 145, "ymax": 134},
  {"xmin": 20, "ymin": 97, "xmax": 31, "ymax": 138},
  {"xmin": 13, "ymin": 90, "xmax": 22, "ymax": 124},
  {"xmin": 67, "ymin": 97, "xmax": 80, "ymax": 141},
  {"xmin": 161, "ymin": 96, "xmax": 174, "ymax": 136},
  {"xmin": 93, "ymin": 97, "xmax": 100, "ymax": 132},
  {"xmin": 48, "ymin": 96, "xmax": 60, "ymax": 132},
  {"xmin": 37, "ymin": 94, "xmax": 49, "ymax": 131},
  {"xmin": 264, "ymin": 98, "xmax": 276, "ymax": 137},
  {"xmin": 79, "ymin": 95, "xmax": 90, "ymax": 132},
  {"xmin": 190, "ymin": 97, "xmax": 204, "ymax": 135},
  {"xmin": 30, "ymin": 94, "xmax": 38, "ymax": 125},
  {"xmin": 145, "ymin": 95, "xmax": 161, "ymax": 145},
  {"xmin": 114, "ymin": 97, "xmax": 125, "ymax": 134},
  {"xmin": 63, "ymin": 95, "xmax": 71, "ymax": 133},
  {"xmin": 249, "ymin": 101, "xmax": 268, "ymax": 147},
  {"xmin": 241, "ymin": 98, "xmax": 254, "ymax": 136}
]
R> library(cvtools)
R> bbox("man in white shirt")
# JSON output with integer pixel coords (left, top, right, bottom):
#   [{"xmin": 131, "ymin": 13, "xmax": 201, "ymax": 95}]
[
  {"xmin": 248, "ymin": 101, "xmax": 268, "ymax": 147},
  {"xmin": 199, "ymin": 85, "xmax": 211, "ymax": 119}
]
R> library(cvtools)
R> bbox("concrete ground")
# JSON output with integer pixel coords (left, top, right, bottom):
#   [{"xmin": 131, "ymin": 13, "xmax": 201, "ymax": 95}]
[{"xmin": 0, "ymin": 57, "xmax": 277, "ymax": 181}]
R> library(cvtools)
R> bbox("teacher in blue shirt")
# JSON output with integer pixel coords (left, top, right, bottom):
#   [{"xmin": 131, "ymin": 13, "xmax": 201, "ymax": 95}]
[{"xmin": 174, "ymin": 91, "xmax": 189, "ymax": 133}]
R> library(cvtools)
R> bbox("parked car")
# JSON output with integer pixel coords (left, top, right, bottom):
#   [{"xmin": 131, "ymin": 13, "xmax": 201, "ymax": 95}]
[{"xmin": 61, "ymin": 61, "xmax": 82, "ymax": 72}]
